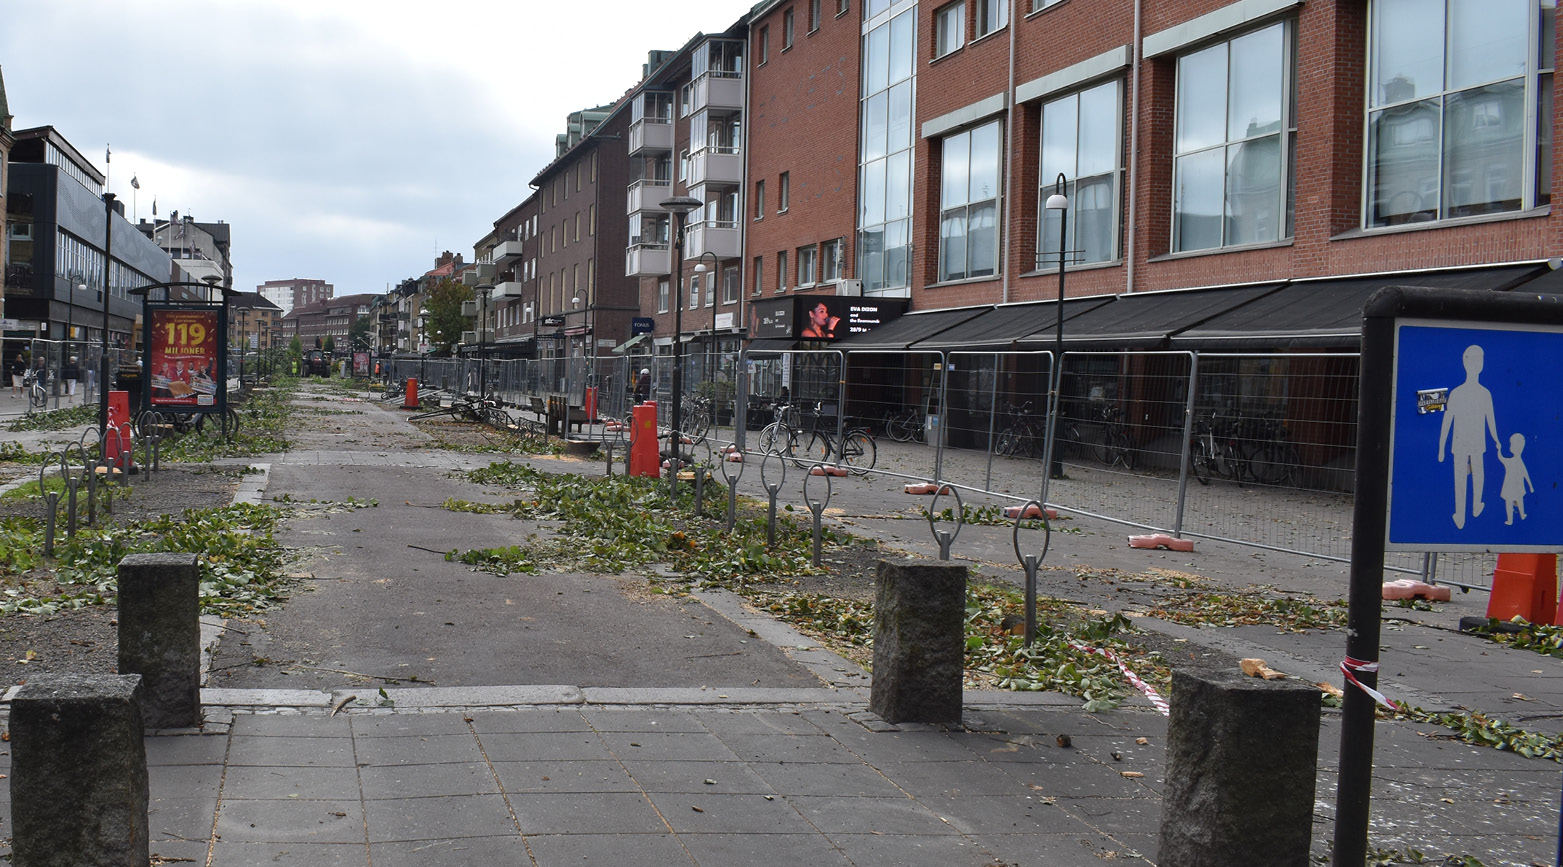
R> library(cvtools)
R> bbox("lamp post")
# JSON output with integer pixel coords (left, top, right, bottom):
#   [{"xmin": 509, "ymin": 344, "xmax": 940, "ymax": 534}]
[
  {"xmin": 97, "ymin": 193, "xmax": 116, "ymax": 441},
  {"xmin": 693, "ymin": 251, "xmax": 718, "ymax": 390},
  {"xmin": 475, "ymin": 283, "xmax": 492, "ymax": 400},
  {"xmin": 659, "ymin": 195, "xmax": 703, "ymax": 474},
  {"xmin": 1044, "ymin": 174, "xmax": 1070, "ymax": 481}
]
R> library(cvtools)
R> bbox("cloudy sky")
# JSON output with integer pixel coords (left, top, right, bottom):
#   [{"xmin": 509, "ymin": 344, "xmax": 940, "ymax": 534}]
[{"xmin": 1, "ymin": 0, "xmax": 755, "ymax": 296}]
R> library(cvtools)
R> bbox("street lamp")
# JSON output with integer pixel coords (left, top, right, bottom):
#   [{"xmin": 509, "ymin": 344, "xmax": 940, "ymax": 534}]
[
  {"xmin": 1044, "ymin": 173, "xmax": 1070, "ymax": 481},
  {"xmin": 659, "ymin": 194, "xmax": 703, "ymax": 473},
  {"xmin": 475, "ymin": 283, "xmax": 492, "ymax": 400},
  {"xmin": 97, "ymin": 194, "xmax": 116, "ymax": 442},
  {"xmin": 693, "ymin": 251, "xmax": 718, "ymax": 389}
]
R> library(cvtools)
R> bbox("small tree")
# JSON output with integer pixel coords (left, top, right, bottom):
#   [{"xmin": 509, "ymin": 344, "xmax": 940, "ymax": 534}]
[
  {"xmin": 349, "ymin": 315, "xmax": 373, "ymax": 351},
  {"xmin": 323, "ymin": 335, "xmax": 336, "ymax": 356},
  {"xmin": 423, "ymin": 278, "xmax": 473, "ymax": 357}
]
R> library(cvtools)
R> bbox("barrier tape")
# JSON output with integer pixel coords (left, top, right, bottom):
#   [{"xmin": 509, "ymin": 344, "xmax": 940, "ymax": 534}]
[
  {"xmin": 1069, "ymin": 641, "xmax": 1170, "ymax": 716},
  {"xmin": 1340, "ymin": 656, "xmax": 1403, "ymax": 711}
]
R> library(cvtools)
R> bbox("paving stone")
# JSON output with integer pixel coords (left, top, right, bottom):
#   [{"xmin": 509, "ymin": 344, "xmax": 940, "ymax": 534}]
[
  {"xmin": 616, "ymin": 759, "xmax": 775, "ymax": 794},
  {"xmin": 524, "ymin": 833, "xmax": 694, "ymax": 867},
  {"xmin": 207, "ymin": 841, "xmax": 367, "ymax": 866},
  {"xmin": 508, "ymin": 792, "xmax": 668, "ymax": 835},
  {"xmin": 359, "ymin": 761, "xmax": 502, "ymax": 798},
  {"xmin": 369, "ymin": 835, "xmax": 530, "ymax": 867},
  {"xmin": 351, "ymin": 733, "xmax": 486, "ymax": 766},
  {"xmin": 225, "ymin": 734, "xmax": 357, "ymax": 767},
  {"xmin": 363, "ymin": 793, "xmax": 518, "ymax": 843},
  {"xmin": 600, "ymin": 730, "xmax": 742, "ymax": 762},
  {"xmin": 216, "ymin": 798, "xmax": 366, "ymax": 843}
]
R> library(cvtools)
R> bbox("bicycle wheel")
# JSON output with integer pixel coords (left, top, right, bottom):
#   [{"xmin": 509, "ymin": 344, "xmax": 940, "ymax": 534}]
[
  {"xmin": 757, "ymin": 422, "xmax": 785, "ymax": 454},
  {"xmin": 686, "ymin": 406, "xmax": 711, "ymax": 442},
  {"xmin": 995, "ymin": 428, "xmax": 1018, "ymax": 457},
  {"xmin": 790, "ymin": 431, "xmax": 830, "ymax": 468},
  {"xmin": 28, "ymin": 382, "xmax": 46, "ymax": 411},
  {"xmin": 840, "ymin": 431, "xmax": 877, "ymax": 474},
  {"xmin": 887, "ymin": 414, "xmax": 914, "ymax": 443},
  {"xmin": 1090, "ymin": 429, "xmax": 1113, "ymax": 466},
  {"xmin": 1111, "ymin": 430, "xmax": 1136, "ymax": 470},
  {"xmin": 1190, "ymin": 442, "xmax": 1211, "ymax": 485}
]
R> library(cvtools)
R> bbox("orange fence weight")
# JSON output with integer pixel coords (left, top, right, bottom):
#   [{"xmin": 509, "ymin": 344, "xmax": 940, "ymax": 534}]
[{"xmin": 1486, "ymin": 553, "xmax": 1557, "ymax": 623}]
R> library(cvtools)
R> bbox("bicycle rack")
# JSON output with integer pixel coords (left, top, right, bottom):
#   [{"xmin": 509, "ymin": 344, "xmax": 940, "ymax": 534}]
[
  {"xmin": 60, "ymin": 441, "xmax": 89, "ymax": 538},
  {"xmin": 925, "ymin": 483, "xmax": 964, "ymax": 561},
  {"xmin": 38, "ymin": 450, "xmax": 66, "ymax": 555},
  {"xmin": 759, "ymin": 450, "xmax": 786, "ymax": 547},
  {"xmin": 693, "ymin": 441, "xmax": 714, "ymax": 515},
  {"xmin": 718, "ymin": 443, "xmax": 744, "ymax": 532},
  {"xmin": 803, "ymin": 462, "xmax": 833, "ymax": 567},
  {"xmin": 1011, "ymin": 498, "xmax": 1052, "ymax": 646},
  {"xmin": 75, "ymin": 427, "xmax": 100, "ymax": 525}
]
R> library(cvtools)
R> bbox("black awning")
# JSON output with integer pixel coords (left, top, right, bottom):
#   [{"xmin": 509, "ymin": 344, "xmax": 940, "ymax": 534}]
[
  {"xmin": 1020, "ymin": 283, "xmax": 1283, "ymax": 349},
  {"xmin": 834, "ymin": 305, "xmax": 991, "ymax": 352},
  {"xmin": 913, "ymin": 296, "xmax": 1116, "ymax": 351},
  {"xmin": 744, "ymin": 338, "xmax": 798, "ymax": 353},
  {"xmin": 1171, "ymin": 266, "xmax": 1543, "ymax": 350},
  {"xmin": 1498, "ymin": 262, "xmax": 1563, "ymax": 295}
]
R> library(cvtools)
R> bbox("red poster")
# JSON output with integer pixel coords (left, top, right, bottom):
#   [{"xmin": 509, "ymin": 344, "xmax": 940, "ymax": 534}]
[{"xmin": 148, "ymin": 308, "xmax": 219, "ymax": 408}]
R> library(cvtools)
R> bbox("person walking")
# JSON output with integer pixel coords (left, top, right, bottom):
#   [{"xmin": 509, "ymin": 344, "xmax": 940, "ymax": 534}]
[
  {"xmin": 634, "ymin": 369, "xmax": 651, "ymax": 404},
  {"xmin": 7, "ymin": 351, "xmax": 23, "ymax": 397}
]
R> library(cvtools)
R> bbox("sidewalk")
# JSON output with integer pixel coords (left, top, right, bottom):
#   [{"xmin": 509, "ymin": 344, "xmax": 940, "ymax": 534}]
[{"xmin": 0, "ymin": 388, "xmax": 1558, "ymax": 866}]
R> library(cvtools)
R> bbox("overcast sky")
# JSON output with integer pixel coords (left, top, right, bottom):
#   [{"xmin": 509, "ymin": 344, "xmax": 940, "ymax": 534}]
[{"xmin": 1, "ymin": 0, "xmax": 755, "ymax": 296}]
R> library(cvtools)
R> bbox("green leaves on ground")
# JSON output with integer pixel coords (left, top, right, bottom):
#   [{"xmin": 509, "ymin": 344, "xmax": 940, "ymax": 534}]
[
  {"xmin": 1468, "ymin": 617, "xmax": 1563, "ymax": 660},
  {"xmin": 5, "ymin": 404, "xmax": 96, "ymax": 432},
  {"xmin": 1389, "ymin": 704, "xmax": 1563, "ymax": 762},
  {"xmin": 0, "ymin": 503, "xmax": 294, "ymax": 617}
]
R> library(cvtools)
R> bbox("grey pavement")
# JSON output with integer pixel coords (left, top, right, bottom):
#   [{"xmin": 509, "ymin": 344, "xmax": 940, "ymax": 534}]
[{"xmin": 1, "ymin": 384, "xmax": 1560, "ymax": 865}]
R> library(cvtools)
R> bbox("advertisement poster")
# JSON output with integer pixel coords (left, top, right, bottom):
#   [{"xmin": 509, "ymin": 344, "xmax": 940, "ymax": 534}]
[
  {"xmin": 749, "ymin": 296, "xmax": 908, "ymax": 340},
  {"xmin": 148, "ymin": 308, "xmax": 219, "ymax": 408},
  {"xmin": 353, "ymin": 352, "xmax": 370, "ymax": 376}
]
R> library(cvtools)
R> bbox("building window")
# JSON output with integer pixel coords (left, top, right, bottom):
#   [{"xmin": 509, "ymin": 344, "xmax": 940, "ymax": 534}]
[
  {"xmin": 1368, "ymin": 0, "xmax": 1552, "ymax": 226},
  {"xmin": 839, "ymin": 0, "xmax": 850, "ymax": 15},
  {"xmin": 658, "ymin": 278, "xmax": 670, "ymax": 313},
  {"xmin": 777, "ymin": 250, "xmax": 790, "ymax": 291},
  {"xmin": 810, "ymin": 0, "xmax": 821, "ymax": 31},
  {"xmin": 705, "ymin": 270, "xmax": 716, "ymax": 306},
  {"xmin": 759, "ymin": 25, "xmax": 770, "ymax": 63},
  {"xmin": 935, "ymin": 2, "xmax": 964, "ymax": 58},
  {"xmin": 939, "ymin": 119, "xmax": 1001, "ymax": 282},
  {"xmin": 975, "ymin": 0, "xmax": 1005, "ymax": 37},
  {"xmin": 575, "ymin": 213, "xmax": 581, "ymax": 242},
  {"xmin": 689, "ymin": 273, "xmax": 700, "ymax": 310},
  {"xmin": 798, "ymin": 245, "xmax": 818, "ymax": 286},
  {"xmin": 723, "ymin": 264, "xmax": 741, "ymax": 303},
  {"xmin": 589, "ymin": 204, "xmax": 596, "ymax": 235},
  {"xmin": 679, "ymin": 149, "xmax": 690, "ymax": 182},
  {"xmin": 858, "ymin": 6, "xmax": 916, "ymax": 295},
  {"xmin": 1032, "ymin": 0, "xmax": 1061, "ymax": 9},
  {"xmin": 821, "ymin": 238, "xmax": 844, "ymax": 281},
  {"xmin": 753, "ymin": 256, "xmax": 765, "ymax": 296},
  {"xmin": 1173, "ymin": 21, "xmax": 1296, "ymax": 252},
  {"xmin": 1040, "ymin": 79, "xmax": 1123, "ymax": 267},
  {"xmin": 784, "ymin": 8, "xmax": 796, "ymax": 48},
  {"xmin": 778, "ymin": 172, "xmax": 790, "ymax": 212},
  {"xmin": 754, "ymin": 180, "xmax": 766, "ymax": 219}
]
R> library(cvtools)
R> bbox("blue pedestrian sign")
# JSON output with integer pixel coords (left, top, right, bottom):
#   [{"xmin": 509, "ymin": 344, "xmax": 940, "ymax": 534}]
[{"xmin": 1387, "ymin": 319, "xmax": 1563, "ymax": 552}]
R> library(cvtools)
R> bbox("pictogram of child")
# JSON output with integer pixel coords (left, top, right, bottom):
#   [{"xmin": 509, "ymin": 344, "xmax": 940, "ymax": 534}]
[{"xmin": 1497, "ymin": 432, "xmax": 1534, "ymax": 525}]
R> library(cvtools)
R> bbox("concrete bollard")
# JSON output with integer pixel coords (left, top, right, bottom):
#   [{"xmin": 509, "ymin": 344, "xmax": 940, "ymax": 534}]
[
  {"xmin": 116, "ymin": 553, "xmax": 202, "ymax": 728},
  {"xmin": 869, "ymin": 559, "xmax": 967, "ymax": 724},
  {"xmin": 10, "ymin": 674, "xmax": 150, "ymax": 867},
  {"xmin": 1156, "ymin": 666, "xmax": 1321, "ymax": 867}
]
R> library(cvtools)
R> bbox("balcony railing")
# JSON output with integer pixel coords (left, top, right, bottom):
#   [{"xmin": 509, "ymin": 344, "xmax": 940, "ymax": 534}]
[
  {"xmin": 493, "ymin": 239, "xmax": 524, "ymax": 265},
  {"xmin": 628, "ymin": 118, "xmax": 674, "ymax": 155},
  {"xmin": 627, "ymin": 178, "xmax": 673, "ymax": 215},
  {"xmin": 493, "ymin": 280, "xmax": 526, "ymax": 298},
  {"xmin": 690, "ymin": 73, "xmax": 744, "ymax": 113},
  {"xmin": 626, "ymin": 243, "xmax": 672, "ymax": 277},
  {"xmin": 688, "ymin": 147, "xmax": 743, "ymax": 187},
  {"xmin": 686, "ymin": 221, "xmax": 742, "ymax": 260}
]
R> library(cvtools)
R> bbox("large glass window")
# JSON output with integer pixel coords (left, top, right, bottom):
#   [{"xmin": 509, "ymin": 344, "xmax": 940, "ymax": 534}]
[
  {"xmin": 1040, "ymin": 79, "xmax": 1123, "ymax": 266},
  {"xmin": 1172, "ymin": 21, "xmax": 1296, "ymax": 252},
  {"xmin": 939, "ymin": 120, "xmax": 1001, "ymax": 282},
  {"xmin": 798, "ymin": 245, "xmax": 818, "ymax": 285},
  {"xmin": 1367, "ymin": 0, "xmax": 1553, "ymax": 226},
  {"xmin": 975, "ymin": 0, "xmax": 1005, "ymax": 38},
  {"xmin": 658, "ymin": 278, "xmax": 670, "ymax": 313},
  {"xmin": 858, "ymin": 4, "xmax": 916, "ymax": 295},
  {"xmin": 935, "ymin": 2, "xmax": 964, "ymax": 58},
  {"xmin": 821, "ymin": 238, "xmax": 844, "ymax": 281}
]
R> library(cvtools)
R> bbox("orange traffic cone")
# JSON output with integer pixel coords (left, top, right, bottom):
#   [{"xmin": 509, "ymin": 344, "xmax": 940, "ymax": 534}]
[
  {"xmin": 402, "ymin": 377, "xmax": 419, "ymax": 410},
  {"xmin": 1486, "ymin": 553, "xmax": 1557, "ymax": 624}
]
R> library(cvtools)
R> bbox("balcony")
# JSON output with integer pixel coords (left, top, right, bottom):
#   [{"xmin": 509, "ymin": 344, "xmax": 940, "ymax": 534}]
[
  {"xmin": 688, "ymin": 147, "xmax": 743, "ymax": 188},
  {"xmin": 690, "ymin": 73, "xmax": 743, "ymax": 113},
  {"xmin": 461, "ymin": 263, "xmax": 497, "ymax": 286},
  {"xmin": 492, "ymin": 280, "xmax": 526, "ymax": 299},
  {"xmin": 685, "ymin": 221, "xmax": 742, "ymax": 260},
  {"xmin": 493, "ymin": 239, "xmax": 524, "ymax": 265},
  {"xmin": 626, "ymin": 243, "xmax": 672, "ymax": 277},
  {"xmin": 628, "ymin": 118, "xmax": 674, "ymax": 155},
  {"xmin": 626, "ymin": 178, "xmax": 672, "ymax": 215}
]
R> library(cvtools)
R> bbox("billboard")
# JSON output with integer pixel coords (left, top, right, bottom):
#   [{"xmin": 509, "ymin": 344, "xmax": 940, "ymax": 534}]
[
  {"xmin": 749, "ymin": 296, "xmax": 907, "ymax": 341},
  {"xmin": 147, "ymin": 308, "xmax": 219, "ymax": 408}
]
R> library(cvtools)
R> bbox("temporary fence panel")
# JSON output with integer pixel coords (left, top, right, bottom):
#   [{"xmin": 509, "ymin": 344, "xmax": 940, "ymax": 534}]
[{"xmin": 841, "ymin": 349, "xmax": 951, "ymax": 488}]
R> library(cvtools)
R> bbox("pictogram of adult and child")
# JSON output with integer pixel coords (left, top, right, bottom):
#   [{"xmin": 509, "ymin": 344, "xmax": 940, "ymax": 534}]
[{"xmin": 1437, "ymin": 344, "xmax": 1533, "ymax": 529}]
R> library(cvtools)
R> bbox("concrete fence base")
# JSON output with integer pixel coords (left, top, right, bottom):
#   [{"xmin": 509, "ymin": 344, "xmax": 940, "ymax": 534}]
[
  {"xmin": 10, "ymin": 674, "xmax": 150, "ymax": 867},
  {"xmin": 869, "ymin": 558, "xmax": 967, "ymax": 724},
  {"xmin": 117, "ymin": 552, "xmax": 201, "ymax": 728}
]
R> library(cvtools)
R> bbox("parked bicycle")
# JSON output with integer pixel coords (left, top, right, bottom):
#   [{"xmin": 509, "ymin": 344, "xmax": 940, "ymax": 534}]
[
  {"xmin": 883, "ymin": 405, "xmax": 925, "ymax": 443},
  {"xmin": 21, "ymin": 368, "xmax": 48, "ymax": 412},
  {"xmin": 1188, "ymin": 409, "xmax": 1245, "ymax": 485},
  {"xmin": 1239, "ymin": 412, "xmax": 1302, "ymax": 487},
  {"xmin": 681, "ymin": 393, "xmax": 712, "ymax": 442},
  {"xmin": 995, "ymin": 400, "xmax": 1046, "ymax": 458},
  {"xmin": 759, "ymin": 402, "xmax": 877, "ymax": 473},
  {"xmin": 1090, "ymin": 404, "xmax": 1136, "ymax": 470}
]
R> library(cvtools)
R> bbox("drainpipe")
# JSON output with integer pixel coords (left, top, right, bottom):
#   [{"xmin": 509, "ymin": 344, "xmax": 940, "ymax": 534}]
[
  {"xmin": 1001, "ymin": 0, "xmax": 1018, "ymax": 303},
  {"xmin": 1124, "ymin": 0, "xmax": 1143, "ymax": 293}
]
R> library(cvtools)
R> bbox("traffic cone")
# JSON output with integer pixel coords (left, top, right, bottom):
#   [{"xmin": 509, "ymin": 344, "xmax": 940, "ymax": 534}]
[
  {"xmin": 402, "ymin": 378, "xmax": 419, "ymax": 410},
  {"xmin": 1486, "ymin": 553, "xmax": 1557, "ymax": 623}
]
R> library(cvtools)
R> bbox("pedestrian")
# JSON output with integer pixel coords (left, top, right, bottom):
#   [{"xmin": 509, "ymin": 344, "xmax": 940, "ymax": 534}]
[
  {"xmin": 7, "ymin": 351, "xmax": 22, "ymax": 397},
  {"xmin": 63, "ymin": 355, "xmax": 79, "ymax": 397},
  {"xmin": 634, "ymin": 368, "xmax": 651, "ymax": 404}
]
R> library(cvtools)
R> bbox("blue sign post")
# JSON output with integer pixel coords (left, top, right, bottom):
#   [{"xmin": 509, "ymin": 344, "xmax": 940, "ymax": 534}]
[
  {"xmin": 1335, "ymin": 287, "xmax": 1563, "ymax": 867},
  {"xmin": 1388, "ymin": 321, "xmax": 1563, "ymax": 552}
]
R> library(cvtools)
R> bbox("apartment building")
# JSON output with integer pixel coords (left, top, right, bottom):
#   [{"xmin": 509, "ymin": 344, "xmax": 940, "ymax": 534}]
[{"xmin": 256, "ymin": 277, "xmax": 332, "ymax": 318}]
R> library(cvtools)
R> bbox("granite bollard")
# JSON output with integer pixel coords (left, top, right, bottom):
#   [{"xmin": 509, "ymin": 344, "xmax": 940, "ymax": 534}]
[
  {"xmin": 869, "ymin": 558, "xmax": 966, "ymax": 723},
  {"xmin": 10, "ymin": 674, "xmax": 150, "ymax": 867},
  {"xmin": 116, "ymin": 552, "xmax": 201, "ymax": 728},
  {"xmin": 1157, "ymin": 665, "xmax": 1322, "ymax": 867}
]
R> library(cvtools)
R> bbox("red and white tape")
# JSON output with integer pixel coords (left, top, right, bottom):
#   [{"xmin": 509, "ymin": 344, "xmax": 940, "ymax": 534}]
[
  {"xmin": 1340, "ymin": 656, "xmax": 1402, "ymax": 711},
  {"xmin": 1069, "ymin": 641, "xmax": 1170, "ymax": 716}
]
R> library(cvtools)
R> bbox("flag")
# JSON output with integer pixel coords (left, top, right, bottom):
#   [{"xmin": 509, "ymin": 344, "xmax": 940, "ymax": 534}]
[
  {"xmin": 152, "ymin": 198, "xmax": 157, "ymax": 216},
  {"xmin": 130, "ymin": 175, "xmax": 140, "ymax": 190},
  {"xmin": 105, "ymin": 145, "xmax": 111, "ymax": 164}
]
